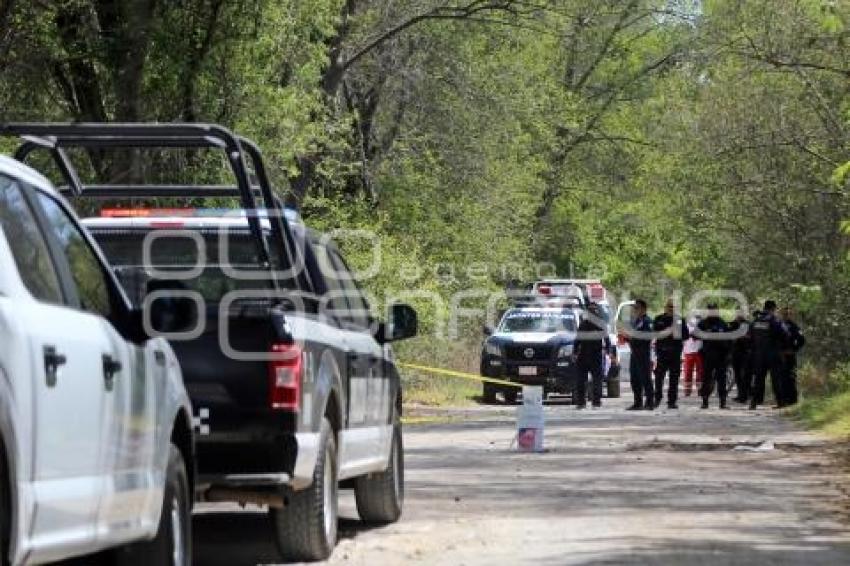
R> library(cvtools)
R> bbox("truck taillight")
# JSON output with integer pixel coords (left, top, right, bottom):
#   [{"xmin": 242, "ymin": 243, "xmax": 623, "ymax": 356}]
[{"xmin": 268, "ymin": 343, "xmax": 302, "ymax": 411}]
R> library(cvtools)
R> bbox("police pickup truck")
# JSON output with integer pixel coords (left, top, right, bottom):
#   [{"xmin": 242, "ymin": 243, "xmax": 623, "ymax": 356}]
[
  {"xmin": 0, "ymin": 156, "xmax": 194, "ymax": 565},
  {"xmin": 482, "ymin": 282, "xmax": 622, "ymax": 403},
  {"xmin": 2, "ymin": 124, "xmax": 418, "ymax": 563},
  {"xmin": 480, "ymin": 306, "xmax": 580, "ymax": 403}
]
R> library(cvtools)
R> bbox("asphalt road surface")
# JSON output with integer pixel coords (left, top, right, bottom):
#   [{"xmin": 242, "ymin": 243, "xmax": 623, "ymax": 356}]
[{"xmin": 186, "ymin": 388, "xmax": 850, "ymax": 566}]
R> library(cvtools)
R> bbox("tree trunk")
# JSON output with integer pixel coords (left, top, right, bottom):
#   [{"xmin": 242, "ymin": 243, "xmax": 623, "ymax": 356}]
[
  {"xmin": 0, "ymin": 0, "xmax": 15, "ymax": 43},
  {"xmin": 181, "ymin": 0, "xmax": 225, "ymax": 122},
  {"xmin": 91, "ymin": 0, "xmax": 157, "ymax": 181}
]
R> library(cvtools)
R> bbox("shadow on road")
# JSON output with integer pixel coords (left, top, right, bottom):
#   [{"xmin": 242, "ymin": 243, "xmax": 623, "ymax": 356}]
[
  {"xmin": 192, "ymin": 508, "xmax": 381, "ymax": 566},
  {"xmin": 531, "ymin": 534, "xmax": 850, "ymax": 566}
]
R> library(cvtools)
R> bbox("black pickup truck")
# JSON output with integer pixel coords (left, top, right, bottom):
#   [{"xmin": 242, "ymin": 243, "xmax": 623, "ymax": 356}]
[{"xmin": 3, "ymin": 123, "xmax": 418, "ymax": 562}]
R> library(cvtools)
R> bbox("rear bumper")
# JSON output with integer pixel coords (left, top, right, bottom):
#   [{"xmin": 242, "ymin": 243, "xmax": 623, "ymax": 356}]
[{"xmin": 196, "ymin": 418, "xmax": 320, "ymax": 491}]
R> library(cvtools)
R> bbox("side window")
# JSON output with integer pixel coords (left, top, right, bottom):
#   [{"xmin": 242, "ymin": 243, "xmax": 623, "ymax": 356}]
[
  {"xmin": 35, "ymin": 193, "xmax": 113, "ymax": 319},
  {"xmin": 311, "ymin": 242, "xmax": 350, "ymax": 323},
  {"xmin": 330, "ymin": 250, "xmax": 371, "ymax": 330},
  {"xmin": 0, "ymin": 175, "xmax": 62, "ymax": 303}
]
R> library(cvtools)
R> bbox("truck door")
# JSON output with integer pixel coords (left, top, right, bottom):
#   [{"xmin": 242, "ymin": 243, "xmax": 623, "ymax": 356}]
[
  {"xmin": 329, "ymin": 250, "xmax": 391, "ymax": 474},
  {"xmin": 30, "ymin": 190, "xmax": 153, "ymax": 548},
  {"xmin": 0, "ymin": 176, "xmax": 110, "ymax": 561}
]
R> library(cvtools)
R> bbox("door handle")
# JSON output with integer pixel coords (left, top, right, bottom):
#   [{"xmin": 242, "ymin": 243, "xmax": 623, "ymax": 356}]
[
  {"xmin": 154, "ymin": 350, "xmax": 167, "ymax": 366},
  {"xmin": 43, "ymin": 345, "xmax": 67, "ymax": 388},
  {"xmin": 102, "ymin": 355, "xmax": 122, "ymax": 391}
]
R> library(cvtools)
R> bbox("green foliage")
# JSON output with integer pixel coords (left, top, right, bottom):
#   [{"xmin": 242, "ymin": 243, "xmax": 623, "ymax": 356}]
[
  {"xmin": 2, "ymin": 0, "xmax": 850, "ymax": 379},
  {"xmin": 833, "ymin": 162, "xmax": 850, "ymax": 187}
]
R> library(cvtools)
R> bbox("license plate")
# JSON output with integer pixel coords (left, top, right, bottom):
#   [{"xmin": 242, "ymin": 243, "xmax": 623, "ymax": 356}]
[{"xmin": 518, "ymin": 366, "xmax": 538, "ymax": 376}]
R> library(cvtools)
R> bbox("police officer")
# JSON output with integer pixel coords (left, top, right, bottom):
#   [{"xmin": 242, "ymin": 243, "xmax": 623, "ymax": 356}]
[
  {"xmin": 729, "ymin": 308, "xmax": 752, "ymax": 404},
  {"xmin": 627, "ymin": 299, "xmax": 655, "ymax": 411},
  {"xmin": 695, "ymin": 303, "xmax": 731, "ymax": 409},
  {"xmin": 575, "ymin": 302, "xmax": 611, "ymax": 409},
  {"xmin": 748, "ymin": 300, "xmax": 788, "ymax": 410},
  {"xmin": 653, "ymin": 299, "xmax": 689, "ymax": 409},
  {"xmin": 778, "ymin": 306, "xmax": 805, "ymax": 407}
]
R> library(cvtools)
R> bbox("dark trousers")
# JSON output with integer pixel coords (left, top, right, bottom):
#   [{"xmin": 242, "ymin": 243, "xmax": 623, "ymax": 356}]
[
  {"xmin": 732, "ymin": 352, "xmax": 751, "ymax": 401},
  {"xmin": 630, "ymin": 353, "xmax": 654, "ymax": 407},
  {"xmin": 576, "ymin": 354, "xmax": 604, "ymax": 406},
  {"xmin": 750, "ymin": 352, "xmax": 781, "ymax": 407},
  {"xmin": 778, "ymin": 353, "xmax": 799, "ymax": 406},
  {"xmin": 700, "ymin": 355, "xmax": 728, "ymax": 402},
  {"xmin": 654, "ymin": 350, "xmax": 682, "ymax": 406}
]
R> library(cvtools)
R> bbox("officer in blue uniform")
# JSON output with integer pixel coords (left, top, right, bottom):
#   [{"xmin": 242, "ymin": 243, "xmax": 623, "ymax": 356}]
[
  {"xmin": 729, "ymin": 308, "xmax": 752, "ymax": 404},
  {"xmin": 695, "ymin": 303, "xmax": 731, "ymax": 409},
  {"xmin": 575, "ymin": 302, "xmax": 611, "ymax": 409},
  {"xmin": 627, "ymin": 299, "xmax": 655, "ymax": 411},
  {"xmin": 748, "ymin": 300, "xmax": 789, "ymax": 410},
  {"xmin": 778, "ymin": 306, "xmax": 805, "ymax": 407},
  {"xmin": 652, "ymin": 299, "xmax": 689, "ymax": 409}
]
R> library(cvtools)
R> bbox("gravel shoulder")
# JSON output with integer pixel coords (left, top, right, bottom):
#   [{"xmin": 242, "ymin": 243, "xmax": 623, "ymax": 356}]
[{"xmin": 192, "ymin": 391, "xmax": 850, "ymax": 566}]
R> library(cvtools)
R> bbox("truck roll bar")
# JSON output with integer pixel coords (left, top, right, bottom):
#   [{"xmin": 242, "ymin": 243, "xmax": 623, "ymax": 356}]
[{"xmin": 0, "ymin": 123, "xmax": 302, "ymax": 289}]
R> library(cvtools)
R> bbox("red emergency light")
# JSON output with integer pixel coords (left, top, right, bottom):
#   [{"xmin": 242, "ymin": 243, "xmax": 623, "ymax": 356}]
[
  {"xmin": 100, "ymin": 208, "xmax": 196, "ymax": 218},
  {"xmin": 588, "ymin": 283, "xmax": 606, "ymax": 300},
  {"xmin": 537, "ymin": 285, "xmax": 552, "ymax": 296}
]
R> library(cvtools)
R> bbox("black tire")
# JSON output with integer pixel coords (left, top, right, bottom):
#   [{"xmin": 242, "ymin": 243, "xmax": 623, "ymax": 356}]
[
  {"xmin": 607, "ymin": 377, "xmax": 621, "ymax": 398},
  {"xmin": 354, "ymin": 420, "xmax": 404, "ymax": 524},
  {"xmin": 115, "ymin": 445, "xmax": 191, "ymax": 566},
  {"xmin": 503, "ymin": 388, "xmax": 518, "ymax": 404},
  {"xmin": 271, "ymin": 417, "xmax": 338, "ymax": 562},
  {"xmin": 482, "ymin": 382, "xmax": 497, "ymax": 404}
]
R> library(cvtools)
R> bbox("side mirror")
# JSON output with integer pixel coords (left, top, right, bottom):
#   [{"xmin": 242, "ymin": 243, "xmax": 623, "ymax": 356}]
[
  {"xmin": 482, "ymin": 324, "xmax": 493, "ymax": 336},
  {"xmin": 380, "ymin": 303, "xmax": 418, "ymax": 343}
]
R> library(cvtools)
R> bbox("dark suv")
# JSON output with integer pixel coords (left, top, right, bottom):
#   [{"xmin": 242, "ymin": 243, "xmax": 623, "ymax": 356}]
[
  {"xmin": 481, "ymin": 304, "xmax": 621, "ymax": 403},
  {"xmin": 480, "ymin": 306, "xmax": 580, "ymax": 403}
]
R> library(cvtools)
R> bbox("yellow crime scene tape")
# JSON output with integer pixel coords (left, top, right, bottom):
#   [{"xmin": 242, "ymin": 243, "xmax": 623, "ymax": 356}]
[{"xmin": 398, "ymin": 362, "xmax": 523, "ymax": 389}]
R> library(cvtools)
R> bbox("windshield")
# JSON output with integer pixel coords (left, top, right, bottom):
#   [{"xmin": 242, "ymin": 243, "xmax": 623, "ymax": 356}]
[
  {"xmin": 89, "ymin": 229, "xmax": 282, "ymax": 306},
  {"xmin": 498, "ymin": 310, "xmax": 576, "ymax": 334}
]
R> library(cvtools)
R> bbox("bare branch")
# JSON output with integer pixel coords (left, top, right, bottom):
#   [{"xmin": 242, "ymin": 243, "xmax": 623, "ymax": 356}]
[
  {"xmin": 341, "ymin": 0, "xmax": 536, "ymax": 73},
  {"xmin": 571, "ymin": 0, "xmax": 640, "ymax": 92}
]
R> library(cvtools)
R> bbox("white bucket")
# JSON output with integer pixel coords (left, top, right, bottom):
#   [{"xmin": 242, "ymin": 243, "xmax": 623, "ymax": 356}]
[{"xmin": 517, "ymin": 386, "xmax": 545, "ymax": 452}]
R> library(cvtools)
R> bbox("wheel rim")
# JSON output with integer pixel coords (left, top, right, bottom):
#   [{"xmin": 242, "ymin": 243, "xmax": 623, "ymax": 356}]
[
  {"xmin": 323, "ymin": 446, "xmax": 337, "ymax": 541},
  {"xmin": 170, "ymin": 496, "xmax": 185, "ymax": 566}
]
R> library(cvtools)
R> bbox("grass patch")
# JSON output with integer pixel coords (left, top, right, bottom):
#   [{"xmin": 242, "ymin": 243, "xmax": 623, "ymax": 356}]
[
  {"xmin": 402, "ymin": 371, "xmax": 480, "ymax": 407},
  {"xmin": 401, "ymin": 415, "xmax": 461, "ymax": 425},
  {"xmin": 791, "ymin": 391, "xmax": 850, "ymax": 439},
  {"xmin": 396, "ymin": 337, "xmax": 484, "ymax": 407},
  {"xmin": 792, "ymin": 362, "xmax": 850, "ymax": 438}
]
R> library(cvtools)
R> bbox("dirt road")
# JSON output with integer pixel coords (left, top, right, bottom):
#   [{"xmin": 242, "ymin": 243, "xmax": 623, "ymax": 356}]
[{"xmin": 193, "ymin": 392, "xmax": 850, "ymax": 565}]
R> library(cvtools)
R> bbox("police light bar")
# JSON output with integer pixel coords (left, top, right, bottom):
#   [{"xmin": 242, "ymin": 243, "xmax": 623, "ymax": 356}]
[
  {"xmin": 100, "ymin": 208, "xmax": 195, "ymax": 218},
  {"xmin": 99, "ymin": 207, "xmax": 303, "ymax": 224},
  {"xmin": 537, "ymin": 285, "xmax": 552, "ymax": 296}
]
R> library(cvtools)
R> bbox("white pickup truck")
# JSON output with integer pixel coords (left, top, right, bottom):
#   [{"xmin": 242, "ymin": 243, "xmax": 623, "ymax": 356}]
[{"xmin": 0, "ymin": 156, "xmax": 194, "ymax": 565}]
